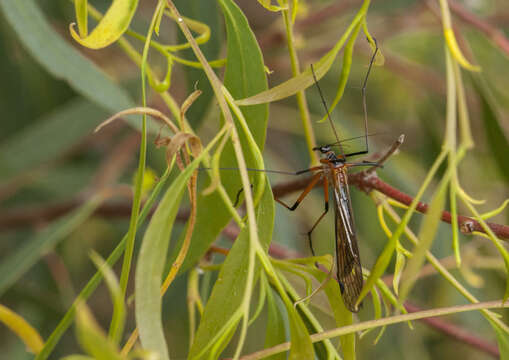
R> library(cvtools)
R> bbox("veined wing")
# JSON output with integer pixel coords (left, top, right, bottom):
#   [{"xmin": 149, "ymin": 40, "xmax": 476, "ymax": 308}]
[{"xmin": 331, "ymin": 167, "xmax": 363, "ymax": 312}]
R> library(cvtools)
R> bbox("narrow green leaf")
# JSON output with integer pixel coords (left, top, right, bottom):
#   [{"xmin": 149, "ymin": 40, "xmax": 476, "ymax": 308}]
[
  {"xmin": 135, "ymin": 187, "xmax": 184, "ymax": 360},
  {"xmin": 220, "ymin": 0, "xmax": 268, "ymax": 142},
  {"xmin": 89, "ymin": 252, "xmax": 126, "ymax": 345},
  {"xmin": 70, "ymin": 0, "xmax": 139, "ymax": 50},
  {"xmin": 0, "ymin": 0, "xmax": 152, "ymax": 132},
  {"xmin": 274, "ymin": 275, "xmax": 315, "ymax": 360},
  {"xmin": 398, "ymin": 177, "xmax": 448, "ymax": 305},
  {"xmin": 0, "ymin": 304, "xmax": 44, "ymax": 355},
  {"xmin": 297, "ymin": 263, "xmax": 354, "ymax": 359},
  {"xmin": 356, "ymin": 150, "xmax": 447, "ymax": 307},
  {"xmin": 461, "ymin": 199, "xmax": 509, "ymax": 302},
  {"xmin": 319, "ymin": 274, "xmax": 355, "ymax": 360},
  {"xmin": 286, "ymin": 305, "xmax": 315, "ymax": 360},
  {"xmin": 135, "ymin": 139, "xmax": 219, "ymax": 359},
  {"xmin": 174, "ymin": 0, "xmax": 223, "ymax": 128},
  {"xmin": 480, "ymin": 199, "xmax": 509, "ymax": 220},
  {"xmin": 359, "ymin": 287, "xmax": 383, "ymax": 340},
  {"xmin": 318, "ymin": 21, "xmax": 361, "ymax": 123},
  {"xmin": 75, "ymin": 304, "xmax": 122, "ymax": 360},
  {"xmin": 35, "ymin": 167, "xmax": 173, "ymax": 360},
  {"xmin": 0, "ymin": 195, "xmax": 103, "ymax": 297},
  {"xmin": 472, "ymin": 77, "xmax": 509, "ymax": 183},
  {"xmin": 177, "ymin": 0, "xmax": 269, "ymax": 273},
  {"xmin": 264, "ymin": 278, "xmax": 286, "ymax": 360},
  {"xmin": 248, "ymin": 273, "xmax": 267, "ymax": 326},
  {"xmin": 188, "ymin": 182, "xmax": 274, "ymax": 360},
  {"xmin": 235, "ymin": 1, "xmax": 370, "ymax": 106}
]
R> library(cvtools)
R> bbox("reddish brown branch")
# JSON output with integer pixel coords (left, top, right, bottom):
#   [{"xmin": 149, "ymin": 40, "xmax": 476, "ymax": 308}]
[
  {"xmin": 272, "ymin": 172, "xmax": 509, "ymax": 240},
  {"xmin": 356, "ymin": 172, "xmax": 509, "ymax": 239}
]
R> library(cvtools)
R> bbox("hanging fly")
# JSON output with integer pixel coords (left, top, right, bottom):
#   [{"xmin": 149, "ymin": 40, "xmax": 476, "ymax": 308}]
[
  {"xmin": 275, "ymin": 40, "xmax": 399, "ymax": 312},
  {"xmin": 215, "ymin": 39, "xmax": 403, "ymax": 312}
]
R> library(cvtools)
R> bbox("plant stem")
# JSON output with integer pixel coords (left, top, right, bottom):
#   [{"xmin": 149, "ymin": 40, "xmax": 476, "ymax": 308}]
[{"xmin": 282, "ymin": 8, "xmax": 318, "ymax": 165}]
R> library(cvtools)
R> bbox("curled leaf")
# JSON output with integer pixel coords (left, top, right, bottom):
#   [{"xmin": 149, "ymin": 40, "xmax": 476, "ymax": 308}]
[
  {"xmin": 257, "ymin": 0, "xmax": 287, "ymax": 12},
  {"xmin": 444, "ymin": 29, "xmax": 481, "ymax": 72},
  {"xmin": 147, "ymin": 57, "xmax": 173, "ymax": 93},
  {"xmin": 94, "ymin": 107, "xmax": 179, "ymax": 134},
  {"xmin": 180, "ymin": 89, "xmax": 203, "ymax": 121},
  {"xmin": 70, "ymin": 0, "xmax": 139, "ymax": 50},
  {"xmin": 162, "ymin": 11, "xmax": 211, "ymax": 51},
  {"xmin": 480, "ymin": 199, "xmax": 509, "ymax": 220},
  {"xmin": 166, "ymin": 132, "xmax": 202, "ymax": 162}
]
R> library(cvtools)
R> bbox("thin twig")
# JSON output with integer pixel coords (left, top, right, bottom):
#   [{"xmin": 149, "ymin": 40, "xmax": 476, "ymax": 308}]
[{"xmin": 272, "ymin": 172, "xmax": 509, "ymax": 240}]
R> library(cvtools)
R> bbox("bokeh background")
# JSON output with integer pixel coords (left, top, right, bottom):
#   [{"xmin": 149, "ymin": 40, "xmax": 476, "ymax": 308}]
[{"xmin": 0, "ymin": 0, "xmax": 508, "ymax": 359}]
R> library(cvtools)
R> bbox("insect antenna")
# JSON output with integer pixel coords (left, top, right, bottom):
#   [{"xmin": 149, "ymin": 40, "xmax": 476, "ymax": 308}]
[
  {"xmin": 360, "ymin": 37, "xmax": 379, "ymax": 155},
  {"xmin": 310, "ymin": 64, "xmax": 345, "ymax": 157},
  {"xmin": 326, "ymin": 132, "xmax": 386, "ymax": 148}
]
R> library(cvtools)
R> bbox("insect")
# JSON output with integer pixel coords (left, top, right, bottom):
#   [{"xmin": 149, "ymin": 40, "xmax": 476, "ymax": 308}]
[
  {"xmin": 274, "ymin": 43, "xmax": 387, "ymax": 312},
  {"xmin": 225, "ymin": 41, "xmax": 402, "ymax": 312}
]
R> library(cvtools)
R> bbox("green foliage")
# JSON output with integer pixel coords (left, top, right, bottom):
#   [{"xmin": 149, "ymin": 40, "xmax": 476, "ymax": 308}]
[{"xmin": 0, "ymin": 0, "xmax": 508, "ymax": 360}]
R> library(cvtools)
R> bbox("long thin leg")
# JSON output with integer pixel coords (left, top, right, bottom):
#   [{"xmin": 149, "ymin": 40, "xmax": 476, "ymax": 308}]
[
  {"xmin": 275, "ymin": 172, "xmax": 322, "ymax": 211},
  {"xmin": 307, "ymin": 176, "xmax": 329, "ymax": 257},
  {"xmin": 233, "ymin": 184, "xmax": 254, "ymax": 207},
  {"xmin": 343, "ymin": 39, "xmax": 379, "ymax": 159},
  {"xmin": 198, "ymin": 165, "xmax": 323, "ymax": 176}
]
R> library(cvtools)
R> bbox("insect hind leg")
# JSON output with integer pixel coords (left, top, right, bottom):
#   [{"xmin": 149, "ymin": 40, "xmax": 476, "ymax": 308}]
[
  {"xmin": 306, "ymin": 175, "xmax": 329, "ymax": 266},
  {"xmin": 306, "ymin": 203, "xmax": 329, "ymax": 258}
]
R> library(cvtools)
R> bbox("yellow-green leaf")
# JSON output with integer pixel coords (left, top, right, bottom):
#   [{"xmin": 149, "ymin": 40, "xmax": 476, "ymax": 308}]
[
  {"xmin": 0, "ymin": 304, "xmax": 44, "ymax": 354},
  {"xmin": 398, "ymin": 178, "xmax": 448, "ymax": 305},
  {"xmin": 235, "ymin": 0, "xmax": 370, "ymax": 106},
  {"xmin": 444, "ymin": 29, "xmax": 481, "ymax": 72},
  {"xmin": 257, "ymin": 0, "xmax": 287, "ymax": 12},
  {"xmin": 318, "ymin": 20, "xmax": 361, "ymax": 123},
  {"xmin": 263, "ymin": 276, "xmax": 286, "ymax": 360},
  {"xmin": 136, "ymin": 128, "xmax": 227, "ymax": 360},
  {"xmin": 70, "ymin": 0, "xmax": 139, "ymax": 49},
  {"xmin": 74, "ymin": 0, "xmax": 88, "ymax": 37},
  {"xmin": 89, "ymin": 252, "xmax": 126, "ymax": 345},
  {"xmin": 75, "ymin": 304, "xmax": 122, "ymax": 360}
]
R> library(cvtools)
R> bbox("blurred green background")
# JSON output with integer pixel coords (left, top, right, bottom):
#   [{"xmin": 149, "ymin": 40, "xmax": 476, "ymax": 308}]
[{"xmin": 0, "ymin": 0, "xmax": 508, "ymax": 359}]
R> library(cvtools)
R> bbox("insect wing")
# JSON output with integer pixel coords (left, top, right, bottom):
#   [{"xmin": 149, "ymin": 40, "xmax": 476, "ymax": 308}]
[{"xmin": 332, "ymin": 169, "xmax": 363, "ymax": 312}]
